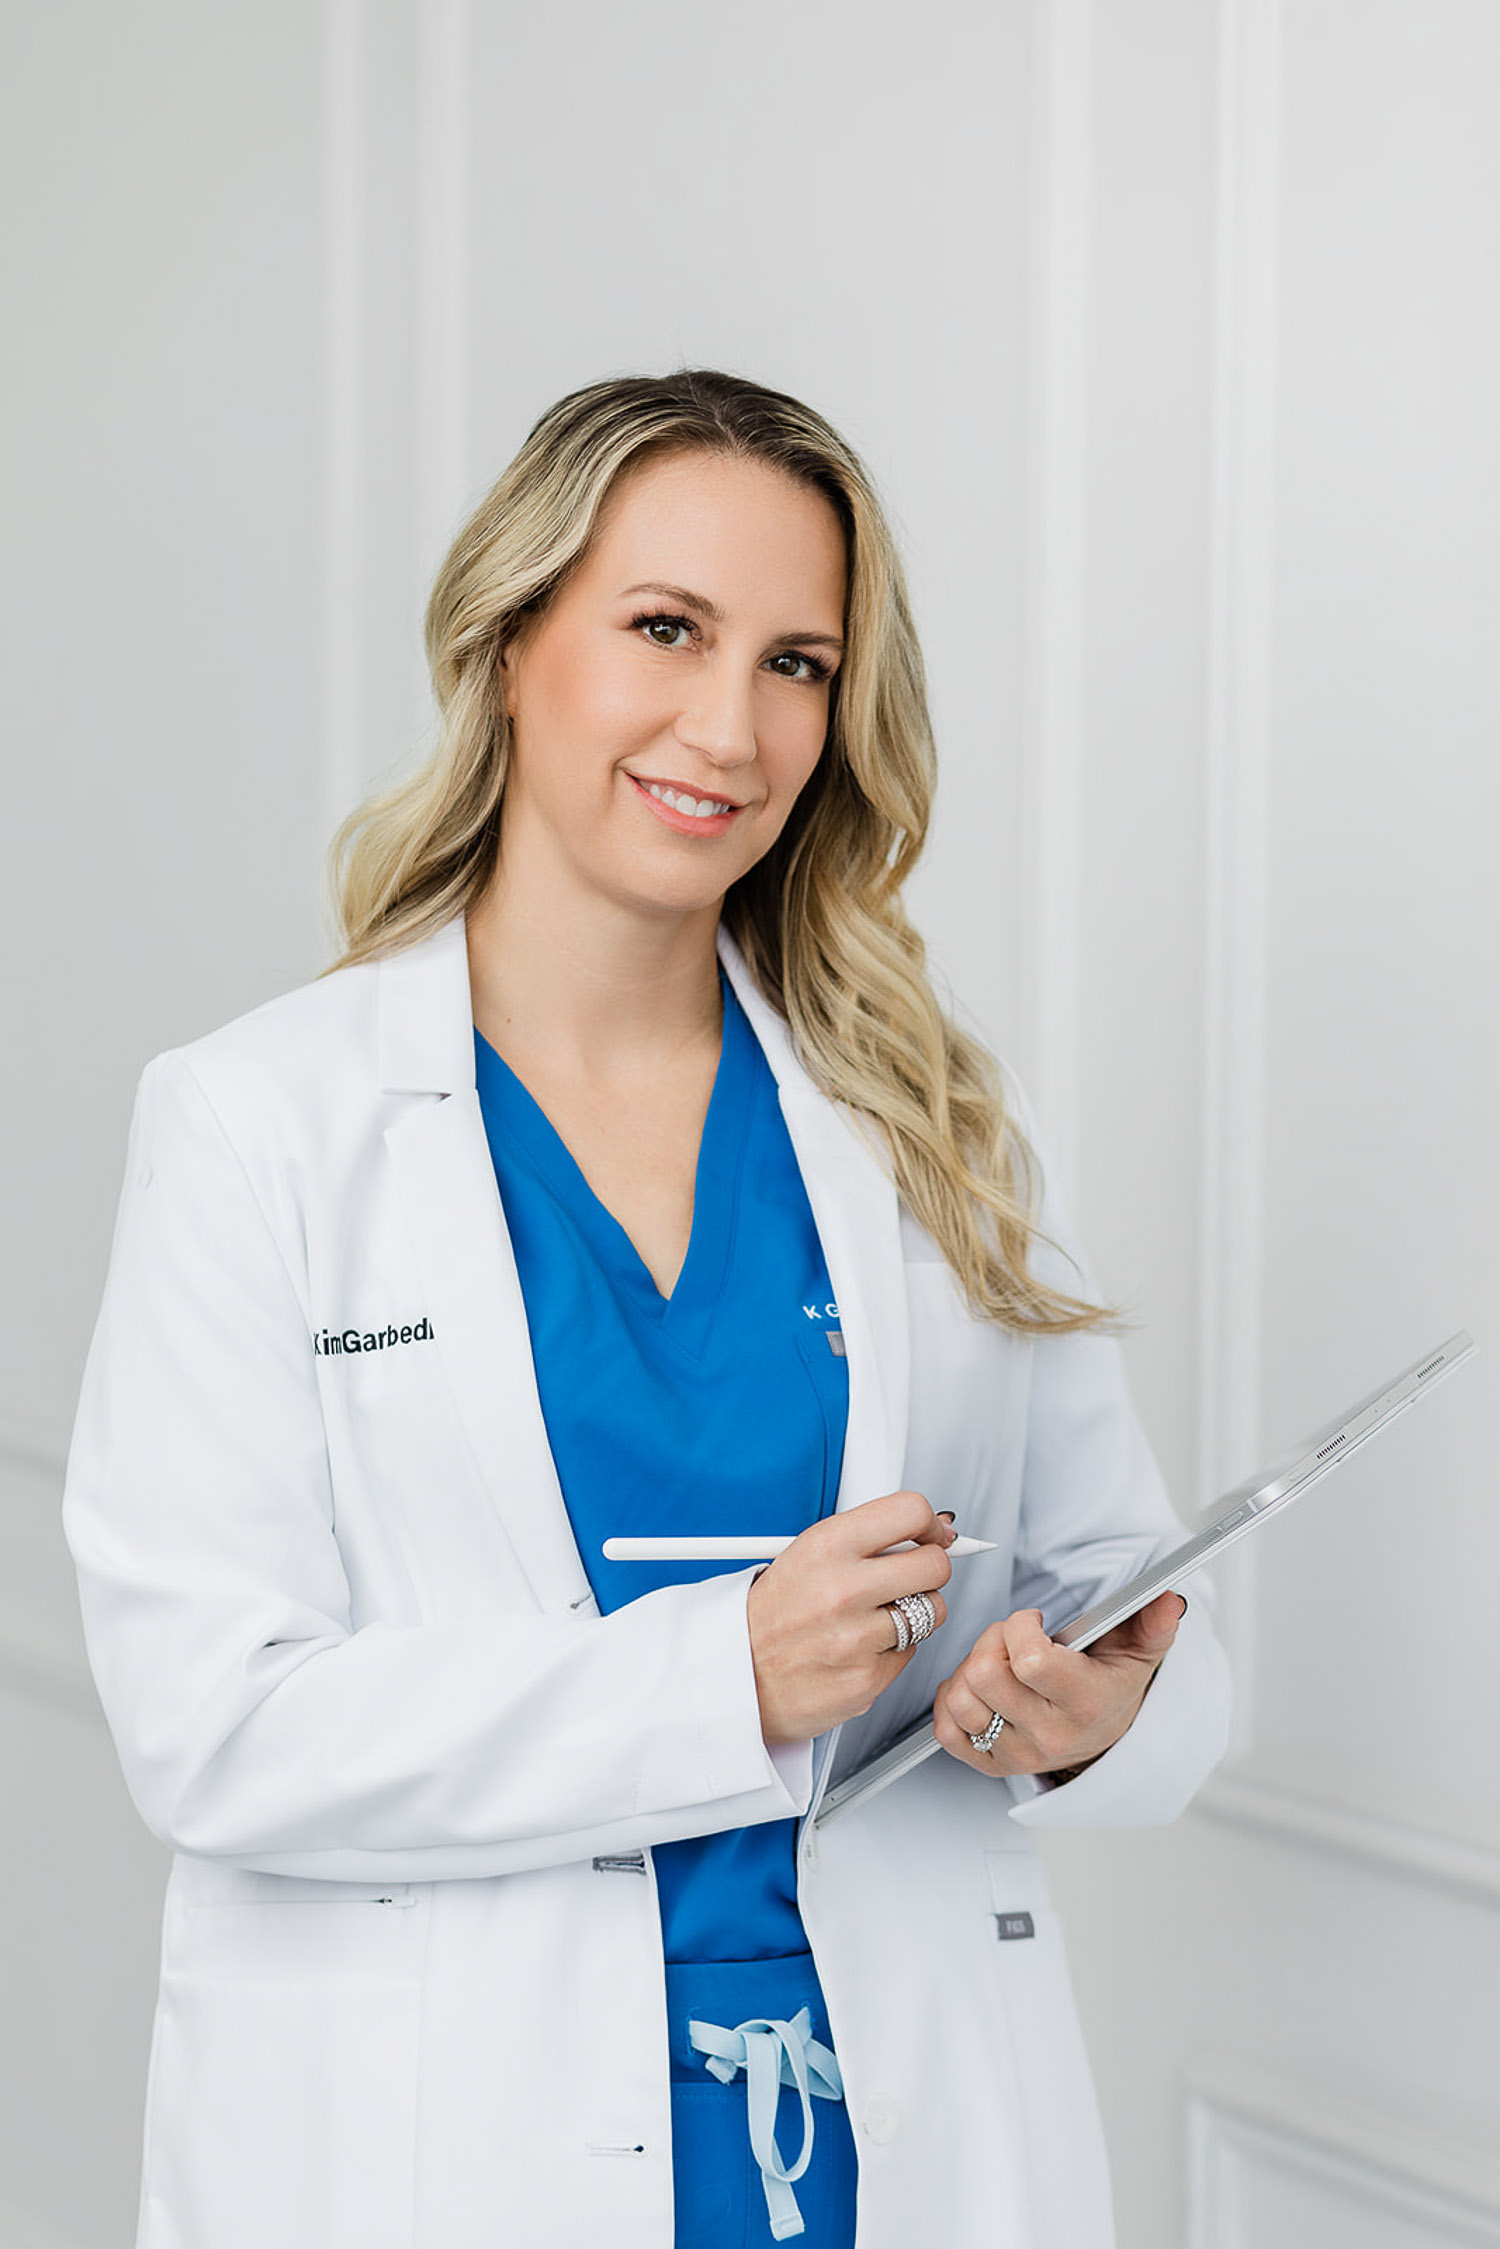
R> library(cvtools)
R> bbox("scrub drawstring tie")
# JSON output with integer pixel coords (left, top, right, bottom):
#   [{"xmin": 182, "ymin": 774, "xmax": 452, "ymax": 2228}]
[{"xmin": 687, "ymin": 2005, "xmax": 845, "ymax": 2240}]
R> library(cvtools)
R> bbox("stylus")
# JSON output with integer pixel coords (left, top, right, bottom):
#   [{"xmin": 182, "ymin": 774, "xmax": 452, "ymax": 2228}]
[{"xmin": 601, "ymin": 1534, "xmax": 997, "ymax": 1561}]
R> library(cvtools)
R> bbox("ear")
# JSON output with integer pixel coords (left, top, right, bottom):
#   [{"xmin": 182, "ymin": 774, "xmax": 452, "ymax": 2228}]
[
  {"xmin": 496, "ymin": 603, "xmax": 542, "ymax": 721},
  {"xmin": 495, "ymin": 638, "xmax": 518, "ymax": 721}
]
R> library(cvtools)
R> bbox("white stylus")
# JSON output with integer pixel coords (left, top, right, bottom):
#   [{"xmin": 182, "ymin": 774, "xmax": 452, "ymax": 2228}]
[{"xmin": 601, "ymin": 1534, "xmax": 997, "ymax": 1561}]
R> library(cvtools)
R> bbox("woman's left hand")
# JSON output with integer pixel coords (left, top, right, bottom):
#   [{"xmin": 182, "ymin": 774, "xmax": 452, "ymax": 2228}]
[{"xmin": 931, "ymin": 1591, "xmax": 1187, "ymax": 1779}]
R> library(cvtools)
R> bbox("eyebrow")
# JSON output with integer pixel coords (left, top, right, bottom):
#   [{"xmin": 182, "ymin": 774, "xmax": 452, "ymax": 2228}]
[{"xmin": 616, "ymin": 582, "xmax": 845, "ymax": 653}]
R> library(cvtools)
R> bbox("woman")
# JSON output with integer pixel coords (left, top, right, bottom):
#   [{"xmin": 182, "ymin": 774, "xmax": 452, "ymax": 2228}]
[{"xmin": 64, "ymin": 367, "xmax": 1231, "ymax": 2249}]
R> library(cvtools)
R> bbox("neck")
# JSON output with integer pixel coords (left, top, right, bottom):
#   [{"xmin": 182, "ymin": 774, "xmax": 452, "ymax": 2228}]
[{"xmin": 465, "ymin": 840, "xmax": 725, "ymax": 1081}]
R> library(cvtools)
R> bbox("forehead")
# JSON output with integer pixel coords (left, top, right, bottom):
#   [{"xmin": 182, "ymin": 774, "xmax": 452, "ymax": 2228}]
[{"xmin": 581, "ymin": 450, "xmax": 847, "ymax": 617}]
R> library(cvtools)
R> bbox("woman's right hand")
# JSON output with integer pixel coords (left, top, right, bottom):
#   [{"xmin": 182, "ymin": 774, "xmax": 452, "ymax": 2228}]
[{"xmin": 746, "ymin": 1491, "xmax": 954, "ymax": 1745}]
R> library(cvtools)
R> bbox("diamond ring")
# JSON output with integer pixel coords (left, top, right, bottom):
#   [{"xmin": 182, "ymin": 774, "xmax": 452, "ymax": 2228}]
[{"xmin": 886, "ymin": 1591, "xmax": 936, "ymax": 1653}]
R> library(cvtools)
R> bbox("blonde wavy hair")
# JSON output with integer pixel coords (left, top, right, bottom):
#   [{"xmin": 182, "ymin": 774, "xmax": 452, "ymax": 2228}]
[{"xmin": 327, "ymin": 368, "xmax": 1105, "ymax": 1333}]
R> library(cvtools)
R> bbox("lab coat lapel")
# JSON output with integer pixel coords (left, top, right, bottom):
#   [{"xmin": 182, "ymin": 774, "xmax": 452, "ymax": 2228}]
[
  {"xmin": 718, "ymin": 930, "xmax": 912, "ymax": 1805},
  {"xmin": 716, "ymin": 929, "xmax": 911, "ymax": 1519},
  {"xmin": 377, "ymin": 920, "xmax": 594, "ymax": 1617}
]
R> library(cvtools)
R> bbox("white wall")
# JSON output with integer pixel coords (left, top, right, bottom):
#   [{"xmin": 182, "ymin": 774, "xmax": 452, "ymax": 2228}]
[
  {"xmin": 3, "ymin": 9, "xmax": 328, "ymax": 2243},
  {"xmin": 1039, "ymin": 6, "xmax": 1500, "ymax": 2246},
  {"xmin": 4, "ymin": 5, "xmax": 1496, "ymax": 2245}
]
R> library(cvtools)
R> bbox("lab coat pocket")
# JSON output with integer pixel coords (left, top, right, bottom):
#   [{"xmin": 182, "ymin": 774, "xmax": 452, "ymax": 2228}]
[
  {"xmin": 979, "ymin": 1849, "xmax": 1108, "ymax": 2232},
  {"xmin": 141, "ymin": 1882, "xmax": 429, "ymax": 2249}
]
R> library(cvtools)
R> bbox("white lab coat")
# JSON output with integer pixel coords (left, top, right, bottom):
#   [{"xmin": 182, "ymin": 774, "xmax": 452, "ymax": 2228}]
[{"xmin": 63, "ymin": 914, "xmax": 1231, "ymax": 2249}]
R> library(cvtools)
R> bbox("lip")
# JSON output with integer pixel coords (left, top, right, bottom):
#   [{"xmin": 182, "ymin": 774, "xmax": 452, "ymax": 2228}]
[{"xmin": 627, "ymin": 772, "xmax": 747, "ymax": 838}]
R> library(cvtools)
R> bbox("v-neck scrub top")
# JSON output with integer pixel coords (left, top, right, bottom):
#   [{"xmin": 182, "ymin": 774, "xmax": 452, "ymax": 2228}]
[{"xmin": 473, "ymin": 975, "xmax": 850, "ymax": 1965}]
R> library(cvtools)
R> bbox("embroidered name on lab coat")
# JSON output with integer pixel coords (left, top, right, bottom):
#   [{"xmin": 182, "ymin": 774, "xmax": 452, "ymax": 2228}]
[{"xmin": 313, "ymin": 1319, "xmax": 436, "ymax": 1357}]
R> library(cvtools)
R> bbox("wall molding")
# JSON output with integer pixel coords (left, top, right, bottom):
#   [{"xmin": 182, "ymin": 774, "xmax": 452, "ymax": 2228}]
[
  {"xmin": 318, "ymin": 0, "xmax": 468, "ymax": 892},
  {"xmin": 414, "ymin": 0, "xmax": 473, "ymax": 584},
  {"xmin": 1190, "ymin": 0, "xmax": 1497, "ymax": 1915},
  {"xmin": 1189, "ymin": 2055, "xmax": 1500, "ymax": 2244},
  {"xmin": 318, "ymin": 0, "xmax": 369, "ymax": 861},
  {"xmin": 1197, "ymin": 0, "xmax": 1282, "ymax": 1525},
  {"xmin": 1016, "ymin": 0, "xmax": 1092, "ymax": 1184},
  {"xmin": 1196, "ymin": 0, "xmax": 1283, "ymax": 1772},
  {"xmin": 1196, "ymin": 1758, "xmax": 1500, "ymax": 1907}
]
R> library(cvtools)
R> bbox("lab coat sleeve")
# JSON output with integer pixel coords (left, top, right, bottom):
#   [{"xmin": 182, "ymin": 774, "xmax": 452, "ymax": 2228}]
[
  {"xmin": 994, "ymin": 1096, "xmax": 1233, "ymax": 1829},
  {"xmin": 63, "ymin": 1052, "xmax": 811, "ymax": 1884}
]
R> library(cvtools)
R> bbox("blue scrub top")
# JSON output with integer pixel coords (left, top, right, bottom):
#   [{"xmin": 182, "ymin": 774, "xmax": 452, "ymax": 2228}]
[{"xmin": 474, "ymin": 974, "xmax": 849, "ymax": 1964}]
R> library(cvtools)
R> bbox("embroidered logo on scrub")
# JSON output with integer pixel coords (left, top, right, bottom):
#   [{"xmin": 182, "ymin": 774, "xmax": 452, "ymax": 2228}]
[
  {"xmin": 313, "ymin": 1318, "xmax": 436, "ymax": 1357},
  {"xmin": 802, "ymin": 1301, "xmax": 845, "ymax": 1356},
  {"xmin": 994, "ymin": 1912, "xmax": 1036, "ymax": 1942}
]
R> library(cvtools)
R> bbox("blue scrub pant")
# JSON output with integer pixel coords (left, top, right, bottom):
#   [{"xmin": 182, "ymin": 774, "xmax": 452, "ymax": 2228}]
[{"xmin": 665, "ymin": 1955, "xmax": 858, "ymax": 2248}]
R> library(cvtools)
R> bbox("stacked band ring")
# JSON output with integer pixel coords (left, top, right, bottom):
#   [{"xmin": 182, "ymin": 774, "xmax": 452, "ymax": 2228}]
[
  {"xmin": 968, "ymin": 1708, "xmax": 1006, "ymax": 1753},
  {"xmin": 886, "ymin": 1592, "xmax": 937, "ymax": 1653}
]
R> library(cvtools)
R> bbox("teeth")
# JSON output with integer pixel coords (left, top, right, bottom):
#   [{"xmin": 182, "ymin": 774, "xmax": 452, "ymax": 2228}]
[{"xmin": 645, "ymin": 783, "xmax": 734, "ymax": 819}]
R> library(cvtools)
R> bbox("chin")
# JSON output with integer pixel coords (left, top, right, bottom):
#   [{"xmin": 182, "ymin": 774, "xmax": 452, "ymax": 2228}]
[
  {"xmin": 603, "ymin": 843, "xmax": 756, "ymax": 921},
  {"xmin": 628, "ymin": 877, "xmax": 736, "ymax": 922}
]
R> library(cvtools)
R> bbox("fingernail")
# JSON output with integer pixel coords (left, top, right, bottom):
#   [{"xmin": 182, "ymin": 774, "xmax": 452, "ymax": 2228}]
[
  {"xmin": 1177, "ymin": 1596, "xmax": 1189, "ymax": 1619},
  {"xmin": 937, "ymin": 1511, "xmax": 956, "ymax": 1524}
]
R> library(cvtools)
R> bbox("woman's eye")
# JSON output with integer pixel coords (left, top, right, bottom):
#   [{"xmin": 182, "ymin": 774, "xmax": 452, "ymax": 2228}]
[
  {"xmin": 633, "ymin": 611, "xmax": 694, "ymax": 649},
  {"xmin": 768, "ymin": 650, "xmax": 829, "ymax": 684}
]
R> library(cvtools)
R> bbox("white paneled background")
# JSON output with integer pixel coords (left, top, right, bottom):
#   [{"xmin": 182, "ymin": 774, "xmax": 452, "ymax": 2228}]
[{"xmin": 3, "ymin": 5, "xmax": 1496, "ymax": 2245}]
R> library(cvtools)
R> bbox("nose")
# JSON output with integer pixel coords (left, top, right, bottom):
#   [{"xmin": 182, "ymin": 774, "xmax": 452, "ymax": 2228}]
[{"xmin": 672, "ymin": 657, "xmax": 757, "ymax": 772}]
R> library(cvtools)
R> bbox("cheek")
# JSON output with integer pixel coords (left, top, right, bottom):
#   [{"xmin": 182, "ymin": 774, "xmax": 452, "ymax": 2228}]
[
  {"xmin": 515, "ymin": 659, "xmax": 656, "ymax": 796},
  {"xmin": 549, "ymin": 663, "xmax": 622, "ymax": 745},
  {"xmin": 767, "ymin": 711, "xmax": 831, "ymax": 804},
  {"xmin": 586, "ymin": 663, "xmax": 662, "ymax": 738}
]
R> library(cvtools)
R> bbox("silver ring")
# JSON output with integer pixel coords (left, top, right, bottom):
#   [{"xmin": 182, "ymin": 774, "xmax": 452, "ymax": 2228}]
[
  {"xmin": 889, "ymin": 1591, "xmax": 936, "ymax": 1651},
  {"xmin": 969, "ymin": 1708, "xmax": 1006, "ymax": 1753},
  {"xmin": 886, "ymin": 1601, "xmax": 912, "ymax": 1653}
]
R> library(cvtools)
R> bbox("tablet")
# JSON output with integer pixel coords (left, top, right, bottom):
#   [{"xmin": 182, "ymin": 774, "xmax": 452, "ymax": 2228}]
[{"xmin": 813, "ymin": 1329, "xmax": 1476, "ymax": 1827}]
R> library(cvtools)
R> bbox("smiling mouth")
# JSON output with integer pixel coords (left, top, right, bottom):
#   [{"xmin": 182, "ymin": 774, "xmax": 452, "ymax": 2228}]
[{"xmin": 635, "ymin": 778, "xmax": 742, "ymax": 820}]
